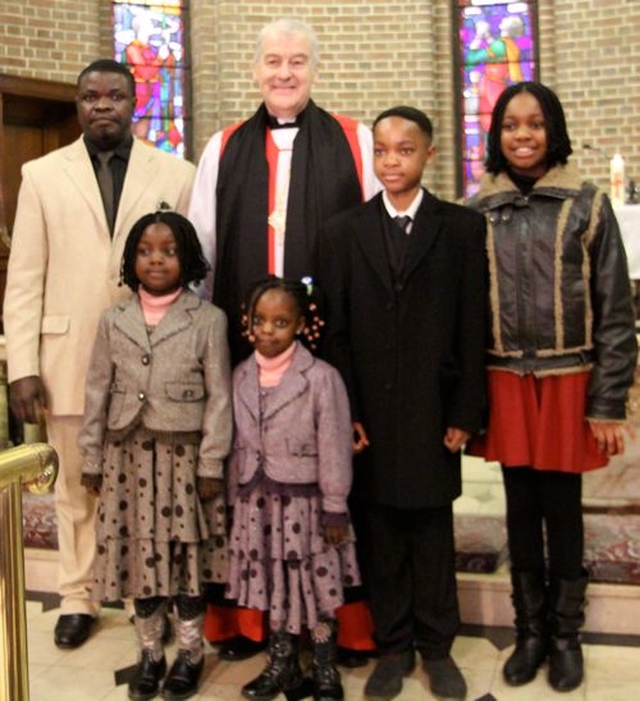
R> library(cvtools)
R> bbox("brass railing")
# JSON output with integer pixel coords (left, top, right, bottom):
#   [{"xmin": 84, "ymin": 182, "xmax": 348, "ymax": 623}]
[{"xmin": 0, "ymin": 443, "xmax": 58, "ymax": 701}]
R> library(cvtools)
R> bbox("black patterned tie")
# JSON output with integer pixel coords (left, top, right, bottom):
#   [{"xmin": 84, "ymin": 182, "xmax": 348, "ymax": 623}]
[{"xmin": 393, "ymin": 215, "xmax": 412, "ymax": 234}]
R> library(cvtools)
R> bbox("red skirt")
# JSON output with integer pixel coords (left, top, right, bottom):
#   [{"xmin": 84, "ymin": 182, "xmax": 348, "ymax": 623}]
[
  {"xmin": 203, "ymin": 602, "xmax": 375, "ymax": 650},
  {"xmin": 468, "ymin": 369, "xmax": 608, "ymax": 473}
]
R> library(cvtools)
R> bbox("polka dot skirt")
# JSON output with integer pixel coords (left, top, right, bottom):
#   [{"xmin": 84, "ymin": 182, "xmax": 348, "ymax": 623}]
[
  {"xmin": 226, "ymin": 485, "xmax": 361, "ymax": 634},
  {"xmin": 91, "ymin": 432, "xmax": 228, "ymax": 603}
]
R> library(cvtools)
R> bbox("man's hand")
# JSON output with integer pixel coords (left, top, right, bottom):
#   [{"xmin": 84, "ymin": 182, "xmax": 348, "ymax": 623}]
[
  {"xmin": 444, "ymin": 427, "xmax": 470, "ymax": 453},
  {"xmin": 9, "ymin": 376, "xmax": 47, "ymax": 424}
]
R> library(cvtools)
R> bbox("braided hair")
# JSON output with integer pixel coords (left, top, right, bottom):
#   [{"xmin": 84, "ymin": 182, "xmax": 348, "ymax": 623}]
[
  {"xmin": 243, "ymin": 275, "xmax": 324, "ymax": 351},
  {"xmin": 120, "ymin": 210, "xmax": 209, "ymax": 291}
]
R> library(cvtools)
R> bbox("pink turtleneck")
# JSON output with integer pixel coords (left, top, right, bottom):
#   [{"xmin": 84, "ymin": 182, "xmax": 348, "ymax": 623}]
[
  {"xmin": 255, "ymin": 341, "xmax": 297, "ymax": 387},
  {"xmin": 139, "ymin": 287, "xmax": 183, "ymax": 326}
]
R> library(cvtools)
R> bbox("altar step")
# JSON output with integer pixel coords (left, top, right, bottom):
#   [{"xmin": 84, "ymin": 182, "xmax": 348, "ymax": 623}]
[{"xmin": 24, "ymin": 546, "xmax": 640, "ymax": 637}]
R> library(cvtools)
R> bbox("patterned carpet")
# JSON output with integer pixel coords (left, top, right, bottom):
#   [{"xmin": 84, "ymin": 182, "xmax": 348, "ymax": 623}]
[
  {"xmin": 22, "ymin": 491, "xmax": 58, "ymax": 550},
  {"xmin": 454, "ymin": 514, "xmax": 507, "ymax": 574},
  {"xmin": 22, "ymin": 492, "xmax": 640, "ymax": 583}
]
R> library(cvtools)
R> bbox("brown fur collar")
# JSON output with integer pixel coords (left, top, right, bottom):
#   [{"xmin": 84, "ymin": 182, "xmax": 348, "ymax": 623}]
[{"xmin": 476, "ymin": 162, "xmax": 585, "ymax": 200}]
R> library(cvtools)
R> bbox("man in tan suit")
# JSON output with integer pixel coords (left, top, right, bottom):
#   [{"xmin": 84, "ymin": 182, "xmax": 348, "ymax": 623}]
[{"xmin": 3, "ymin": 59, "xmax": 195, "ymax": 649}]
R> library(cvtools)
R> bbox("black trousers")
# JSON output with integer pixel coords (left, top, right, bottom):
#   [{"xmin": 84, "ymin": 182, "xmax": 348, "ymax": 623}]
[
  {"xmin": 360, "ymin": 502, "xmax": 459, "ymax": 659},
  {"xmin": 501, "ymin": 466, "xmax": 584, "ymax": 580}
]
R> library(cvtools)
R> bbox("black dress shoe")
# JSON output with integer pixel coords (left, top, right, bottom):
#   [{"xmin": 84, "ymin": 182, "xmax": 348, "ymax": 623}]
[
  {"xmin": 364, "ymin": 649, "xmax": 415, "ymax": 700},
  {"xmin": 54, "ymin": 614, "xmax": 96, "ymax": 649},
  {"xmin": 336, "ymin": 646, "xmax": 371, "ymax": 668},
  {"xmin": 219, "ymin": 635, "xmax": 267, "ymax": 661},
  {"xmin": 162, "ymin": 650, "xmax": 204, "ymax": 700},
  {"xmin": 128, "ymin": 649, "xmax": 167, "ymax": 700},
  {"xmin": 422, "ymin": 656, "xmax": 467, "ymax": 700}
]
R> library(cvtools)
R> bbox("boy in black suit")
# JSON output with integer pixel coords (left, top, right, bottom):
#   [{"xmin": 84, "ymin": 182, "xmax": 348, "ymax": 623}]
[{"xmin": 321, "ymin": 107, "xmax": 487, "ymax": 700}]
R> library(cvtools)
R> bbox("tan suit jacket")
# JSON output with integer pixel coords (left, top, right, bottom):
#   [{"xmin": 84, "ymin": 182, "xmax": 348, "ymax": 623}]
[{"xmin": 3, "ymin": 136, "xmax": 196, "ymax": 415}]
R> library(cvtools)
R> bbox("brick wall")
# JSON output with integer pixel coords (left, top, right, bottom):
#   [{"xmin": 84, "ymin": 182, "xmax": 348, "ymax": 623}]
[
  {"xmin": 0, "ymin": 0, "xmax": 101, "ymax": 83},
  {"xmin": 2, "ymin": 0, "xmax": 639, "ymax": 201},
  {"xmin": 552, "ymin": 1, "xmax": 640, "ymax": 197}
]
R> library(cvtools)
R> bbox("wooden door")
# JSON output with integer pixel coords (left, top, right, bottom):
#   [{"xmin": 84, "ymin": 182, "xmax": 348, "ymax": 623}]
[{"xmin": 0, "ymin": 75, "xmax": 81, "ymax": 323}]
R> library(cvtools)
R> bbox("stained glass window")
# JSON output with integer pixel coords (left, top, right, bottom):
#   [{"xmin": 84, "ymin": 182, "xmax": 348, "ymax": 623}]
[
  {"xmin": 113, "ymin": 0, "xmax": 189, "ymax": 157},
  {"xmin": 455, "ymin": 1, "xmax": 538, "ymax": 198}
]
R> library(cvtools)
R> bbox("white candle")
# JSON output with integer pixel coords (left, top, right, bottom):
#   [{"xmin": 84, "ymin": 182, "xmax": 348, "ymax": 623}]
[{"xmin": 610, "ymin": 152, "xmax": 625, "ymax": 207}]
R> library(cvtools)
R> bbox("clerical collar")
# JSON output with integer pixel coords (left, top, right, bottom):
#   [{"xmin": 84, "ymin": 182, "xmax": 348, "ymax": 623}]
[
  {"xmin": 382, "ymin": 188, "xmax": 424, "ymax": 220},
  {"xmin": 266, "ymin": 107, "xmax": 306, "ymax": 130}
]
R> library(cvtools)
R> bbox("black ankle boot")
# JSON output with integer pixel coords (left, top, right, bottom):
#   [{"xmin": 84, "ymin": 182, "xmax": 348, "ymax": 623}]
[
  {"xmin": 219, "ymin": 636, "xmax": 266, "ymax": 661},
  {"xmin": 128, "ymin": 649, "xmax": 167, "ymax": 700},
  {"xmin": 548, "ymin": 570, "xmax": 588, "ymax": 692},
  {"xmin": 311, "ymin": 619, "xmax": 344, "ymax": 700},
  {"xmin": 503, "ymin": 570, "xmax": 548, "ymax": 686},
  {"xmin": 162, "ymin": 649, "xmax": 204, "ymax": 700},
  {"xmin": 242, "ymin": 631, "xmax": 305, "ymax": 701}
]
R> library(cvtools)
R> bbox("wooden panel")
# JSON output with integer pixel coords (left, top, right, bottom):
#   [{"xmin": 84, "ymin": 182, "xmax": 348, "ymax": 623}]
[
  {"xmin": 0, "ymin": 75, "xmax": 79, "ymax": 230},
  {"xmin": 0, "ymin": 73, "xmax": 77, "ymax": 103},
  {"xmin": 0, "ymin": 74, "xmax": 81, "ymax": 330},
  {"xmin": 3, "ymin": 123, "xmax": 44, "ymax": 233}
]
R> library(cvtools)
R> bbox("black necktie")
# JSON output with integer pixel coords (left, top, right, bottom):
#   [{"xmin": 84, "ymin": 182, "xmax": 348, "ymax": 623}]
[
  {"xmin": 393, "ymin": 215, "xmax": 412, "ymax": 234},
  {"xmin": 97, "ymin": 151, "xmax": 115, "ymax": 234}
]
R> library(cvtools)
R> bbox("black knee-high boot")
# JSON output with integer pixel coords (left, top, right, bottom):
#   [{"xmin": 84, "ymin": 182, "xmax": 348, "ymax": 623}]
[
  {"xmin": 548, "ymin": 570, "xmax": 588, "ymax": 692},
  {"xmin": 503, "ymin": 570, "xmax": 548, "ymax": 686},
  {"xmin": 311, "ymin": 618, "xmax": 344, "ymax": 701},
  {"xmin": 241, "ymin": 631, "xmax": 305, "ymax": 701}
]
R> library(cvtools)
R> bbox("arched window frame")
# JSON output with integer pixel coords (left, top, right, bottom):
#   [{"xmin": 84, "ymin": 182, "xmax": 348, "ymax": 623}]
[
  {"xmin": 453, "ymin": 0, "xmax": 539, "ymax": 198},
  {"xmin": 111, "ymin": 0, "xmax": 191, "ymax": 158}
]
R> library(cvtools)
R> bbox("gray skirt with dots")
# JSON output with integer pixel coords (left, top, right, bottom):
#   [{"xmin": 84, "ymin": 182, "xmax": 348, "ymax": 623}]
[
  {"xmin": 91, "ymin": 429, "xmax": 228, "ymax": 603},
  {"xmin": 226, "ymin": 481, "xmax": 361, "ymax": 634}
]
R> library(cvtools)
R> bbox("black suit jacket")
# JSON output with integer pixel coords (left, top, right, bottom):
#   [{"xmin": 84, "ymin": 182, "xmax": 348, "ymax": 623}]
[{"xmin": 320, "ymin": 189, "xmax": 488, "ymax": 509}]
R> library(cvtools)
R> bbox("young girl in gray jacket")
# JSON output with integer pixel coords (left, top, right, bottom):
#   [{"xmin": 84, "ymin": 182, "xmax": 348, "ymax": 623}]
[
  {"xmin": 79, "ymin": 210, "xmax": 232, "ymax": 700},
  {"xmin": 227, "ymin": 276, "xmax": 359, "ymax": 701}
]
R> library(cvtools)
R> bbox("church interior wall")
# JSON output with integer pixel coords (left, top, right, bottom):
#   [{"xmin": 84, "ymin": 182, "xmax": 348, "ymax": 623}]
[{"xmin": 1, "ymin": 0, "xmax": 638, "ymax": 203}]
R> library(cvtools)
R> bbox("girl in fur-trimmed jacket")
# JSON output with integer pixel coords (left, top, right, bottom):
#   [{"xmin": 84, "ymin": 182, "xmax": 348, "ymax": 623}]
[{"xmin": 468, "ymin": 82, "xmax": 637, "ymax": 694}]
